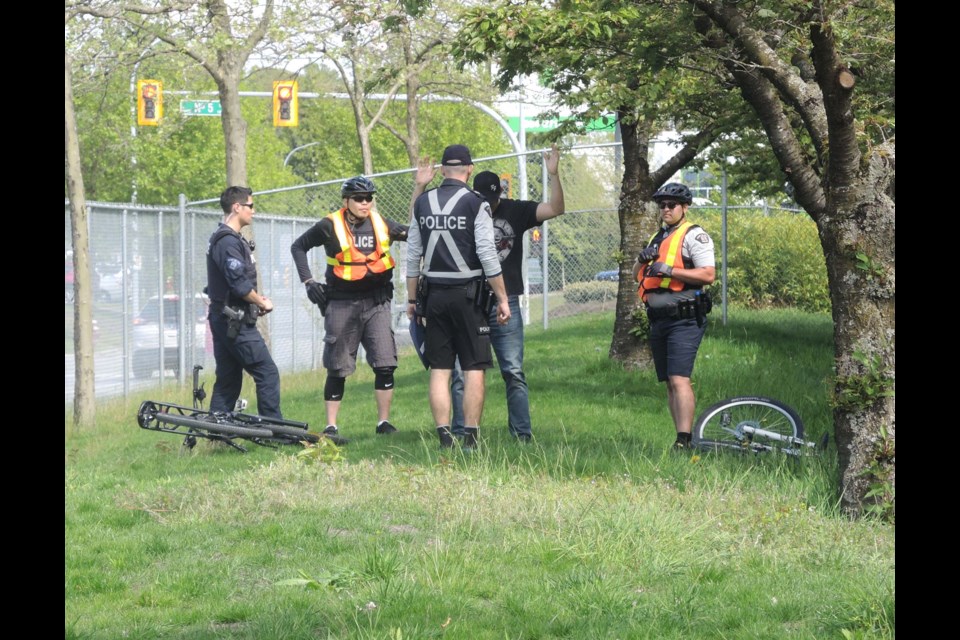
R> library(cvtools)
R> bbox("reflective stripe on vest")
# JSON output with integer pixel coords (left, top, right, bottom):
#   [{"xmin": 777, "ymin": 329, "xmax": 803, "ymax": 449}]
[
  {"xmin": 638, "ymin": 221, "xmax": 694, "ymax": 302},
  {"xmin": 420, "ymin": 187, "xmax": 484, "ymax": 280},
  {"xmin": 325, "ymin": 209, "xmax": 395, "ymax": 281}
]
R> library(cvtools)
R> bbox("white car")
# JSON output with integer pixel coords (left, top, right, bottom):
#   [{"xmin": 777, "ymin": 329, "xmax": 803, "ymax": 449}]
[{"xmin": 131, "ymin": 293, "xmax": 210, "ymax": 378}]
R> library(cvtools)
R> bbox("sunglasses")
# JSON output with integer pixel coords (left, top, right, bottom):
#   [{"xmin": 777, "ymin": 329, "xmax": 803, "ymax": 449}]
[
  {"xmin": 350, "ymin": 195, "xmax": 374, "ymax": 203},
  {"xmin": 658, "ymin": 201, "xmax": 681, "ymax": 210},
  {"xmin": 238, "ymin": 202, "xmax": 255, "ymax": 209}
]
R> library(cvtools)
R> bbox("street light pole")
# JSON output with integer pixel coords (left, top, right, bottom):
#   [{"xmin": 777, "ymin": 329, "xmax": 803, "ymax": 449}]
[{"xmin": 283, "ymin": 141, "xmax": 324, "ymax": 167}]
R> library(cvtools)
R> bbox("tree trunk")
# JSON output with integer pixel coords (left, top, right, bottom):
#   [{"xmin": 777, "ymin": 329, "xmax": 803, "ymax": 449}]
[
  {"xmin": 819, "ymin": 146, "xmax": 895, "ymax": 517},
  {"xmin": 609, "ymin": 114, "xmax": 659, "ymax": 367},
  {"xmin": 217, "ymin": 67, "xmax": 247, "ymax": 187},
  {"xmin": 358, "ymin": 124, "xmax": 374, "ymax": 176},
  {"xmin": 404, "ymin": 63, "xmax": 421, "ymax": 166},
  {"xmin": 65, "ymin": 51, "xmax": 96, "ymax": 429}
]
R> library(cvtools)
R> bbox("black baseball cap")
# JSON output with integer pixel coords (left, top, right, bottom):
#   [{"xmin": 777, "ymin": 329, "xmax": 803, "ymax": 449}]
[
  {"xmin": 473, "ymin": 171, "xmax": 503, "ymax": 204},
  {"xmin": 441, "ymin": 144, "xmax": 473, "ymax": 166}
]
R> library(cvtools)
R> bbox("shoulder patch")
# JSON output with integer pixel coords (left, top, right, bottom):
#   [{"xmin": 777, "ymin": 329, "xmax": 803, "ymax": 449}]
[
  {"xmin": 226, "ymin": 257, "xmax": 244, "ymax": 275},
  {"xmin": 695, "ymin": 233, "xmax": 711, "ymax": 244}
]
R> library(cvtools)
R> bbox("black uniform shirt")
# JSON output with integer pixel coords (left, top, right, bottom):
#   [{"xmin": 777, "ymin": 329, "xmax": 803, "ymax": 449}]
[{"xmin": 207, "ymin": 223, "xmax": 257, "ymax": 305}]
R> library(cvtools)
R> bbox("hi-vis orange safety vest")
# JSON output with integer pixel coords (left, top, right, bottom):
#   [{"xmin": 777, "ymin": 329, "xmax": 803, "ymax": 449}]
[
  {"xmin": 325, "ymin": 209, "xmax": 395, "ymax": 281},
  {"xmin": 638, "ymin": 221, "xmax": 695, "ymax": 302}
]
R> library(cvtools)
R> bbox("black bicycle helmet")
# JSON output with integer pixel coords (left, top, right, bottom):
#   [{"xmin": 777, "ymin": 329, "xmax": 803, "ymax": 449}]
[
  {"xmin": 652, "ymin": 182, "xmax": 693, "ymax": 204},
  {"xmin": 341, "ymin": 176, "xmax": 377, "ymax": 198}
]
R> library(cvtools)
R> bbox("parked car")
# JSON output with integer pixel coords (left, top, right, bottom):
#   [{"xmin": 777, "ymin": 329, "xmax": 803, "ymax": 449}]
[
  {"xmin": 595, "ymin": 270, "xmax": 619, "ymax": 282},
  {"xmin": 96, "ymin": 266, "xmax": 125, "ymax": 302},
  {"xmin": 132, "ymin": 293, "xmax": 209, "ymax": 379}
]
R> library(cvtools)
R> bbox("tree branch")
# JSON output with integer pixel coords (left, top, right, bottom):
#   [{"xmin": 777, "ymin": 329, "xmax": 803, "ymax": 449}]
[
  {"xmin": 810, "ymin": 16, "xmax": 861, "ymax": 198},
  {"xmin": 651, "ymin": 125, "xmax": 720, "ymax": 188},
  {"xmin": 691, "ymin": 0, "xmax": 828, "ymax": 160}
]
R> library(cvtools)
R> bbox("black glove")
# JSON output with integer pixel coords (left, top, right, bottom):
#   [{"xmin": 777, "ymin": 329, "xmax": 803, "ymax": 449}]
[
  {"xmin": 305, "ymin": 281, "xmax": 327, "ymax": 307},
  {"xmin": 637, "ymin": 245, "xmax": 659, "ymax": 263},
  {"xmin": 647, "ymin": 262, "xmax": 673, "ymax": 277}
]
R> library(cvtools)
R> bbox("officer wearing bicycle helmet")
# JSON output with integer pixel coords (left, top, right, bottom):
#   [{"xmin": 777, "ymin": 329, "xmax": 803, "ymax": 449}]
[
  {"xmin": 632, "ymin": 181, "xmax": 716, "ymax": 450},
  {"xmin": 291, "ymin": 174, "xmax": 418, "ymax": 443}
]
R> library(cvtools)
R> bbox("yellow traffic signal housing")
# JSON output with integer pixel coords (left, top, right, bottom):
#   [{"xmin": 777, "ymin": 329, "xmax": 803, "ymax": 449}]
[
  {"xmin": 137, "ymin": 79, "xmax": 163, "ymax": 126},
  {"xmin": 273, "ymin": 80, "xmax": 299, "ymax": 127}
]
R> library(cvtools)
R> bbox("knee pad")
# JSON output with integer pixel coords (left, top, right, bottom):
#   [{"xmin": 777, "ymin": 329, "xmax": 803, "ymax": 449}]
[
  {"xmin": 373, "ymin": 367, "xmax": 396, "ymax": 391},
  {"xmin": 324, "ymin": 375, "xmax": 346, "ymax": 401}
]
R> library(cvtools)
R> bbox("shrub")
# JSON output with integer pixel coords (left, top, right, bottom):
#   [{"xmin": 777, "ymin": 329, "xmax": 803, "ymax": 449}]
[
  {"xmin": 695, "ymin": 211, "xmax": 830, "ymax": 313},
  {"xmin": 563, "ymin": 281, "xmax": 618, "ymax": 304}
]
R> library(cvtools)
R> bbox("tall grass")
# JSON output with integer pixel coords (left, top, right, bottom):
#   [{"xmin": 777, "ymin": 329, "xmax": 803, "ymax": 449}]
[{"xmin": 66, "ymin": 309, "xmax": 893, "ymax": 639}]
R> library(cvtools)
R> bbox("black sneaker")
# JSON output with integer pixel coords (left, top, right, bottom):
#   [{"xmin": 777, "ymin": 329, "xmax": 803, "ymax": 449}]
[
  {"xmin": 463, "ymin": 427, "xmax": 479, "ymax": 452},
  {"xmin": 376, "ymin": 420, "xmax": 397, "ymax": 435},
  {"xmin": 322, "ymin": 425, "xmax": 350, "ymax": 445},
  {"xmin": 672, "ymin": 436, "xmax": 693, "ymax": 451},
  {"xmin": 515, "ymin": 433, "xmax": 532, "ymax": 444},
  {"xmin": 437, "ymin": 426, "xmax": 455, "ymax": 448}
]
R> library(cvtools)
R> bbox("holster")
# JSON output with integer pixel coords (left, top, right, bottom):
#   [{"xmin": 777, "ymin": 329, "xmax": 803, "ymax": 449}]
[
  {"xmin": 415, "ymin": 278, "xmax": 429, "ymax": 319},
  {"xmin": 223, "ymin": 303, "xmax": 260, "ymax": 340},
  {"xmin": 676, "ymin": 291, "xmax": 713, "ymax": 326},
  {"xmin": 223, "ymin": 306, "xmax": 245, "ymax": 340},
  {"xmin": 468, "ymin": 279, "xmax": 494, "ymax": 313}
]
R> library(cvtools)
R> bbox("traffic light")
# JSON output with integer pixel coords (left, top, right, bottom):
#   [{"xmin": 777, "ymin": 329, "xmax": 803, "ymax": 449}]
[
  {"xmin": 137, "ymin": 79, "xmax": 163, "ymax": 126},
  {"xmin": 273, "ymin": 80, "xmax": 299, "ymax": 127}
]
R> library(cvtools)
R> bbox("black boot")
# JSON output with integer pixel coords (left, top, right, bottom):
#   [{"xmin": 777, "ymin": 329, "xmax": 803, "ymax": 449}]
[{"xmin": 437, "ymin": 426, "xmax": 455, "ymax": 448}]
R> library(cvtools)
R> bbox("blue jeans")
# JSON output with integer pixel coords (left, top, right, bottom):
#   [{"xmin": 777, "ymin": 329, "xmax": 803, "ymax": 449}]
[{"xmin": 451, "ymin": 296, "xmax": 531, "ymax": 437}]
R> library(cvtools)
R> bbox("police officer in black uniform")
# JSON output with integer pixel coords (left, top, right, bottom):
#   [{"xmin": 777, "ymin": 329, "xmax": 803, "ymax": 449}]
[
  {"xmin": 206, "ymin": 186, "xmax": 282, "ymax": 418},
  {"xmin": 291, "ymin": 176, "xmax": 410, "ymax": 443},
  {"xmin": 405, "ymin": 144, "xmax": 511, "ymax": 449}
]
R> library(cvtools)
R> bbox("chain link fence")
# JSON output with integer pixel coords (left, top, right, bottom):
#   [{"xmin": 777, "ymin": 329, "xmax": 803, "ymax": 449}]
[{"xmin": 66, "ymin": 142, "xmax": 823, "ymax": 403}]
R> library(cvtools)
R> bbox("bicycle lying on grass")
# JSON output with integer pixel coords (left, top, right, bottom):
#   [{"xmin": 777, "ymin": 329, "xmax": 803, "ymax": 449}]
[
  {"xmin": 692, "ymin": 396, "xmax": 829, "ymax": 456},
  {"xmin": 137, "ymin": 365, "xmax": 319, "ymax": 453}
]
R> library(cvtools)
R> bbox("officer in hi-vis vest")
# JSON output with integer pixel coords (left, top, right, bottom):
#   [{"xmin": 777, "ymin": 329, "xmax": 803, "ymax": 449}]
[
  {"xmin": 405, "ymin": 144, "xmax": 511, "ymax": 451},
  {"xmin": 291, "ymin": 176, "xmax": 410, "ymax": 444},
  {"xmin": 632, "ymin": 182, "xmax": 716, "ymax": 450}
]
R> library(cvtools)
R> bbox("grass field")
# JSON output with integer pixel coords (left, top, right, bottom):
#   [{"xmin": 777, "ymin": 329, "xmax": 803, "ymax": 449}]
[{"xmin": 65, "ymin": 309, "xmax": 894, "ymax": 639}]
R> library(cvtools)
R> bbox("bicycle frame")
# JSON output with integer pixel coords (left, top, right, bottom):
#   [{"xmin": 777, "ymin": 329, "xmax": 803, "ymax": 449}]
[
  {"xmin": 137, "ymin": 364, "xmax": 316, "ymax": 452},
  {"xmin": 719, "ymin": 423, "xmax": 824, "ymax": 456}
]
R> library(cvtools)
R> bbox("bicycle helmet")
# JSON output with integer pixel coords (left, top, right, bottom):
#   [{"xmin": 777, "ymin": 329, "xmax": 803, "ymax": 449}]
[
  {"xmin": 652, "ymin": 182, "xmax": 693, "ymax": 204},
  {"xmin": 341, "ymin": 176, "xmax": 377, "ymax": 198}
]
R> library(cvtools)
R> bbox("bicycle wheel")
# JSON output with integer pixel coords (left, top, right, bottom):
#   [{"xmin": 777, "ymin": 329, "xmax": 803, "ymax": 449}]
[{"xmin": 693, "ymin": 396, "xmax": 804, "ymax": 453}]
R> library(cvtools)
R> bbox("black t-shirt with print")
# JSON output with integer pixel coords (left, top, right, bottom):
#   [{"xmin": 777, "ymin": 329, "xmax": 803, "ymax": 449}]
[{"xmin": 491, "ymin": 198, "xmax": 540, "ymax": 296}]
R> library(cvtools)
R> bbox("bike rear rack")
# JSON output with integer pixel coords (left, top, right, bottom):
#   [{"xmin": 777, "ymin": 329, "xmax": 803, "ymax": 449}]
[{"xmin": 137, "ymin": 365, "xmax": 316, "ymax": 453}]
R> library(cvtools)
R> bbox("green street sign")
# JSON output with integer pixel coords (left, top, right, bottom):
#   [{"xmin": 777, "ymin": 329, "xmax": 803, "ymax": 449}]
[{"xmin": 180, "ymin": 100, "xmax": 222, "ymax": 117}]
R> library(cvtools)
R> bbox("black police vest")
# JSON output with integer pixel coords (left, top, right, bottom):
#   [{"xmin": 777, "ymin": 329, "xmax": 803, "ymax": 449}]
[
  {"xmin": 206, "ymin": 224, "xmax": 256, "ymax": 306},
  {"xmin": 415, "ymin": 182, "xmax": 485, "ymax": 284}
]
